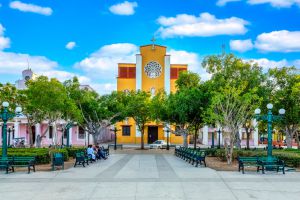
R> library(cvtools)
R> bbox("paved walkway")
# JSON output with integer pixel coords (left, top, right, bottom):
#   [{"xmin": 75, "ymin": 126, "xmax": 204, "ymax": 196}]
[{"xmin": 0, "ymin": 154, "xmax": 300, "ymax": 200}]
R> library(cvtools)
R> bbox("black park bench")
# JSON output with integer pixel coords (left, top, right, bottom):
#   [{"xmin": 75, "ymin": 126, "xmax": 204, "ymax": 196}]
[
  {"xmin": 237, "ymin": 156, "xmax": 259, "ymax": 174},
  {"xmin": 257, "ymin": 157, "xmax": 285, "ymax": 174}
]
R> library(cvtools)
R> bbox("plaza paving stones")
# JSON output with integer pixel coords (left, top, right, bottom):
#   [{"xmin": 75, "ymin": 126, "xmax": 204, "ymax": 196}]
[{"xmin": 0, "ymin": 153, "xmax": 300, "ymax": 200}]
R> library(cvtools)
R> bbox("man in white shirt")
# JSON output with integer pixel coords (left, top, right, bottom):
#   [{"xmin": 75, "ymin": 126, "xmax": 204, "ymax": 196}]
[{"xmin": 87, "ymin": 145, "xmax": 96, "ymax": 160}]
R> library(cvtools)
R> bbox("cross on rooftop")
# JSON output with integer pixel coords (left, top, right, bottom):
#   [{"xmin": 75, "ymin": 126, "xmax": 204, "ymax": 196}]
[{"xmin": 151, "ymin": 36, "xmax": 156, "ymax": 50}]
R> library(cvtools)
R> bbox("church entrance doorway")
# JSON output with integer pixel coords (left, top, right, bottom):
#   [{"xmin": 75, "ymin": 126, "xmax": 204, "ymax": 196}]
[{"xmin": 148, "ymin": 126, "xmax": 158, "ymax": 144}]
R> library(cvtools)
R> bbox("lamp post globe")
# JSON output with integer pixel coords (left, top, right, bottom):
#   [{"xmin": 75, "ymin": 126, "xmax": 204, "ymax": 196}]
[
  {"xmin": 267, "ymin": 103, "xmax": 273, "ymax": 110},
  {"xmin": 15, "ymin": 106, "xmax": 22, "ymax": 113},
  {"xmin": 2, "ymin": 101, "xmax": 9, "ymax": 108},
  {"xmin": 279, "ymin": 109, "xmax": 286, "ymax": 115},
  {"xmin": 254, "ymin": 108, "xmax": 261, "ymax": 115}
]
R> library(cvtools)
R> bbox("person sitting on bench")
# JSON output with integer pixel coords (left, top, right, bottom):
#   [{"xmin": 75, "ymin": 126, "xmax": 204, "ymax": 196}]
[
  {"xmin": 96, "ymin": 146, "xmax": 107, "ymax": 160},
  {"xmin": 87, "ymin": 145, "xmax": 96, "ymax": 161}
]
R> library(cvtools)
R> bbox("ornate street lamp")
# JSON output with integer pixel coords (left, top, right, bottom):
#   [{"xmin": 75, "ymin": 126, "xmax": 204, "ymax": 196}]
[
  {"xmin": 217, "ymin": 128, "xmax": 222, "ymax": 149},
  {"xmin": 163, "ymin": 127, "xmax": 170, "ymax": 150},
  {"xmin": 66, "ymin": 122, "xmax": 76, "ymax": 147},
  {"xmin": 211, "ymin": 131, "xmax": 215, "ymax": 148},
  {"xmin": 110, "ymin": 125, "xmax": 120, "ymax": 150},
  {"xmin": 254, "ymin": 103, "xmax": 285, "ymax": 161},
  {"xmin": 0, "ymin": 102, "xmax": 22, "ymax": 159}
]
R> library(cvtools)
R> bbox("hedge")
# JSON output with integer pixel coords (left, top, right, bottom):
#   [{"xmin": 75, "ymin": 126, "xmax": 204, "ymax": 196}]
[
  {"xmin": 206, "ymin": 148, "xmax": 300, "ymax": 168},
  {"xmin": 65, "ymin": 147, "xmax": 86, "ymax": 158},
  {"xmin": 0, "ymin": 147, "xmax": 86, "ymax": 164}
]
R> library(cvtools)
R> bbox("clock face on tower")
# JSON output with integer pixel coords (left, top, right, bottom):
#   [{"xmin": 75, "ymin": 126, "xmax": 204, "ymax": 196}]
[
  {"xmin": 25, "ymin": 76, "xmax": 31, "ymax": 81},
  {"xmin": 144, "ymin": 61, "xmax": 162, "ymax": 78}
]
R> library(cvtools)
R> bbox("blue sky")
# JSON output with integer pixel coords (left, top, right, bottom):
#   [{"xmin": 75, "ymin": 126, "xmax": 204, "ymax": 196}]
[{"xmin": 0, "ymin": 0, "xmax": 300, "ymax": 93}]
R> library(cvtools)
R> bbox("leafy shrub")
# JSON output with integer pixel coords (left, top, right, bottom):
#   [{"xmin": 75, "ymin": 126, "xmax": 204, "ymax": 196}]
[
  {"xmin": 211, "ymin": 148, "xmax": 300, "ymax": 168},
  {"xmin": 49, "ymin": 149, "xmax": 69, "ymax": 161},
  {"xmin": 66, "ymin": 147, "xmax": 86, "ymax": 158},
  {"xmin": 204, "ymin": 148, "xmax": 218, "ymax": 157},
  {"xmin": 1, "ymin": 148, "xmax": 71, "ymax": 164}
]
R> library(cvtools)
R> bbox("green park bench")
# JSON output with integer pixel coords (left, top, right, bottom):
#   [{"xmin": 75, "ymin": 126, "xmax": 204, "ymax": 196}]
[
  {"xmin": 0, "ymin": 157, "xmax": 14, "ymax": 174},
  {"xmin": 0, "ymin": 156, "xmax": 36, "ymax": 174},
  {"xmin": 193, "ymin": 150, "xmax": 206, "ymax": 167},
  {"xmin": 74, "ymin": 152, "xmax": 89, "ymax": 167},
  {"xmin": 52, "ymin": 153, "xmax": 64, "ymax": 171},
  {"xmin": 237, "ymin": 156, "xmax": 259, "ymax": 174},
  {"xmin": 12, "ymin": 156, "xmax": 36, "ymax": 174},
  {"xmin": 257, "ymin": 157, "xmax": 285, "ymax": 174},
  {"xmin": 174, "ymin": 147, "xmax": 206, "ymax": 168}
]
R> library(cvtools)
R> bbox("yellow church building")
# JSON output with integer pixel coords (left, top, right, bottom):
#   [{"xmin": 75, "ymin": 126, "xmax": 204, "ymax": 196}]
[{"xmin": 116, "ymin": 43, "xmax": 188, "ymax": 145}]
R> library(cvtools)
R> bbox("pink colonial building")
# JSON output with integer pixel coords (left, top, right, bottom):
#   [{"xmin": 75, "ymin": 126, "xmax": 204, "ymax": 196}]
[{"xmin": 0, "ymin": 68, "xmax": 113, "ymax": 147}]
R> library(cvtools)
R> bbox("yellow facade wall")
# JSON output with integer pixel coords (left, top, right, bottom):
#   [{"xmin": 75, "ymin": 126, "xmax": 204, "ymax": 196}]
[
  {"xmin": 116, "ymin": 44, "xmax": 189, "ymax": 145},
  {"xmin": 140, "ymin": 45, "xmax": 166, "ymax": 94}
]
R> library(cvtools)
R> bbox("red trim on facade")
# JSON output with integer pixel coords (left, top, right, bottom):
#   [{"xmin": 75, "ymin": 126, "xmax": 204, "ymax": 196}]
[
  {"xmin": 170, "ymin": 68, "xmax": 187, "ymax": 79},
  {"xmin": 118, "ymin": 67, "xmax": 136, "ymax": 78}
]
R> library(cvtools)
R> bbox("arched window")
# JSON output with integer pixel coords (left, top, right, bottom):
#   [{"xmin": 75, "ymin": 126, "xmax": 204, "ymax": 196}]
[{"xmin": 150, "ymin": 87, "xmax": 155, "ymax": 97}]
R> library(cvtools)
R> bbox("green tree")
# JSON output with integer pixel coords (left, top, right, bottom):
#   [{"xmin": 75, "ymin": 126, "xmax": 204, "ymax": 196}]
[
  {"xmin": 24, "ymin": 76, "xmax": 78, "ymax": 147},
  {"xmin": 176, "ymin": 71, "xmax": 209, "ymax": 149},
  {"xmin": 0, "ymin": 83, "xmax": 18, "ymax": 109},
  {"xmin": 64, "ymin": 77, "xmax": 126, "ymax": 144},
  {"xmin": 125, "ymin": 90, "xmax": 152, "ymax": 149},
  {"xmin": 268, "ymin": 67, "xmax": 300, "ymax": 148},
  {"xmin": 203, "ymin": 54, "xmax": 263, "ymax": 163}
]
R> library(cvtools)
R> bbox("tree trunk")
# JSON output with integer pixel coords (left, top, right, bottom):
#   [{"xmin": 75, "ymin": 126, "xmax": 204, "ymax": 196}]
[
  {"xmin": 141, "ymin": 125, "xmax": 144, "ymax": 149},
  {"xmin": 295, "ymin": 131, "xmax": 300, "ymax": 150},
  {"xmin": 183, "ymin": 131, "xmax": 188, "ymax": 147},
  {"xmin": 285, "ymin": 126, "xmax": 293, "ymax": 148},
  {"xmin": 36, "ymin": 135, "xmax": 42, "ymax": 148},
  {"xmin": 235, "ymin": 131, "xmax": 241, "ymax": 149},
  {"xmin": 193, "ymin": 129, "xmax": 198, "ymax": 149},
  {"xmin": 27, "ymin": 125, "xmax": 33, "ymax": 147},
  {"xmin": 245, "ymin": 127, "xmax": 250, "ymax": 150}
]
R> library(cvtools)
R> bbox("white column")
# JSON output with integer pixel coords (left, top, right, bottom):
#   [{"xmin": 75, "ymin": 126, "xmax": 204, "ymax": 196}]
[
  {"xmin": 69, "ymin": 127, "xmax": 73, "ymax": 146},
  {"xmin": 35, "ymin": 123, "xmax": 41, "ymax": 146},
  {"xmin": 35, "ymin": 123, "xmax": 41, "ymax": 136},
  {"xmin": 253, "ymin": 119, "xmax": 259, "ymax": 147},
  {"xmin": 164, "ymin": 55, "xmax": 171, "ymax": 94},
  {"xmin": 239, "ymin": 128, "xmax": 243, "ymax": 140},
  {"xmin": 164, "ymin": 124, "xmax": 170, "ymax": 137},
  {"xmin": 136, "ymin": 54, "xmax": 142, "ymax": 91},
  {"xmin": 202, "ymin": 126, "xmax": 208, "ymax": 145},
  {"xmin": 14, "ymin": 122, "xmax": 19, "ymax": 138}
]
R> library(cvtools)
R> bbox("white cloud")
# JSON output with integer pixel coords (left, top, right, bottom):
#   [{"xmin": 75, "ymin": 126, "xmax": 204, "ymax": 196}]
[
  {"xmin": 255, "ymin": 30, "xmax": 300, "ymax": 52},
  {"xmin": 216, "ymin": 0, "xmax": 300, "ymax": 8},
  {"xmin": 0, "ymin": 51, "xmax": 57, "ymax": 74},
  {"xmin": 65, "ymin": 41, "xmax": 76, "ymax": 50},
  {"xmin": 75, "ymin": 43, "xmax": 138, "ymax": 80},
  {"xmin": 156, "ymin": 12, "xmax": 249, "ymax": 38},
  {"xmin": 0, "ymin": 24, "xmax": 10, "ymax": 50},
  {"xmin": 0, "ymin": 51, "xmax": 92, "ymax": 89},
  {"xmin": 109, "ymin": 1, "xmax": 138, "ymax": 15},
  {"xmin": 230, "ymin": 39, "xmax": 254, "ymax": 52},
  {"xmin": 41, "ymin": 70, "xmax": 91, "ymax": 84},
  {"xmin": 292, "ymin": 60, "xmax": 300, "ymax": 68},
  {"xmin": 246, "ymin": 58, "xmax": 289, "ymax": 70},
  {"xmin": 90, "ymin": 83, "xmax": 117, "ymax": 94},
  {"xmin": 248, "ymin": 0, "xmax": 300, "ymax": 8},
  {"xmin": 168, "ymin": 49, "xmax": 211, "ymax": 81},
  {"xmin": 216, "ymin": 0, "xmax": 241, "ymax": 6},
  {"xmin": 9, "ymin": 1, "xmax": 53, "ymax": 16}
]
